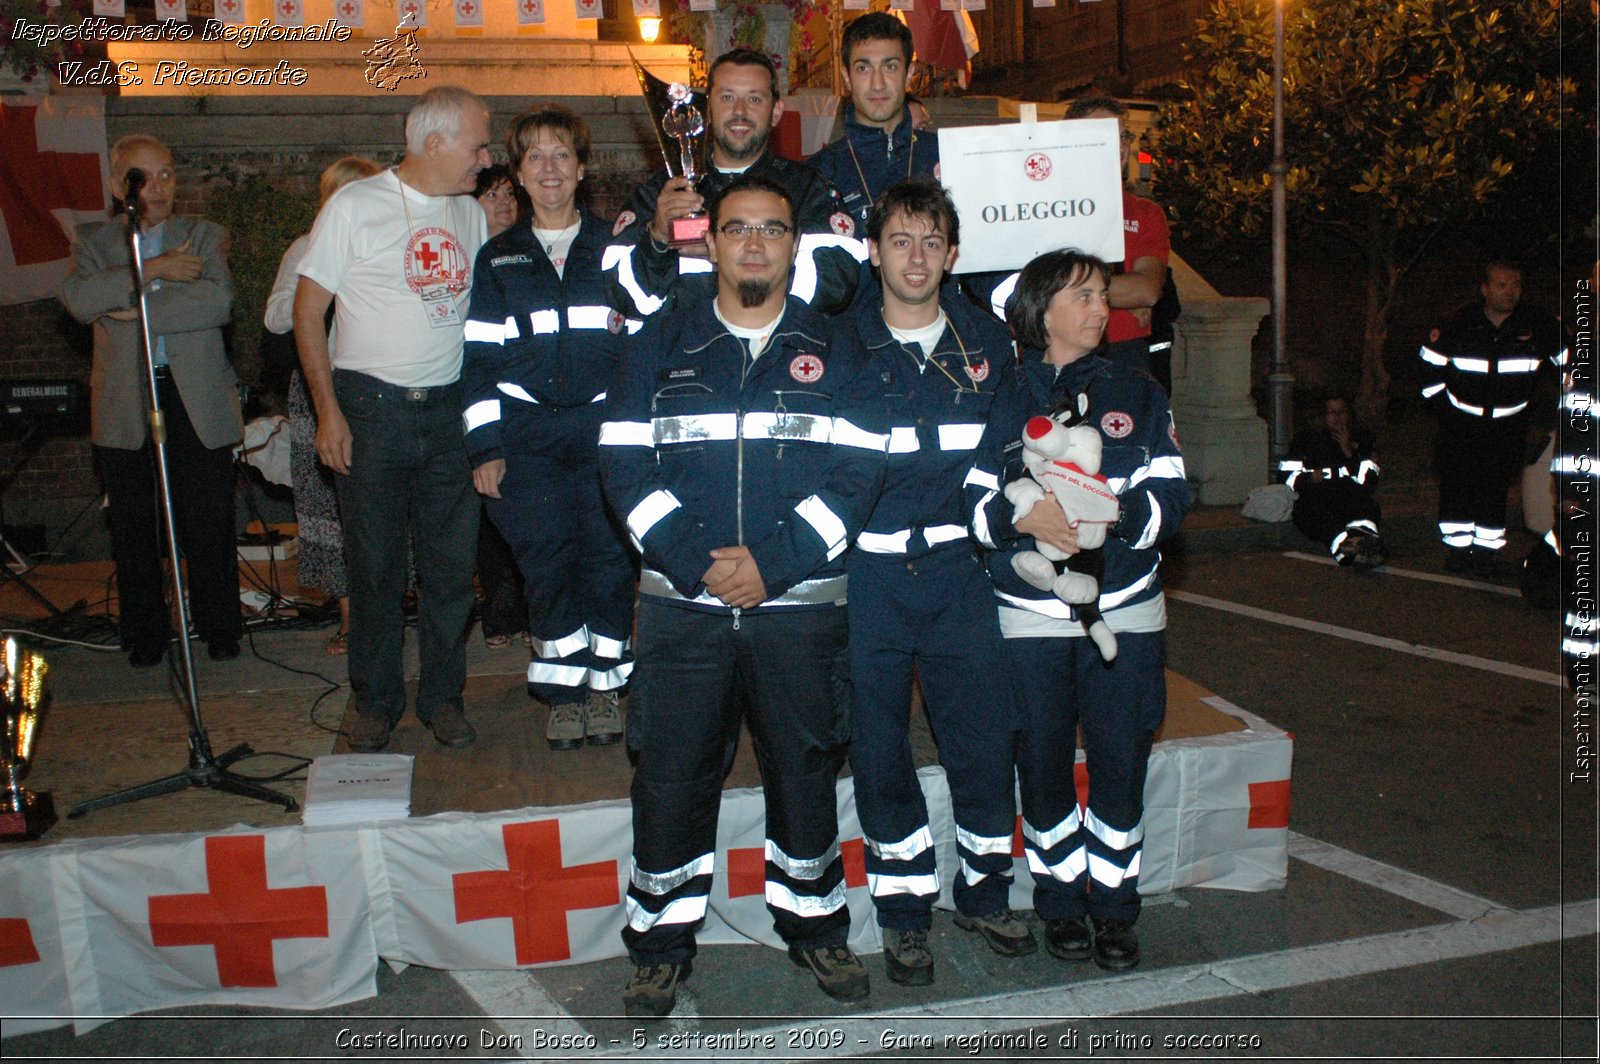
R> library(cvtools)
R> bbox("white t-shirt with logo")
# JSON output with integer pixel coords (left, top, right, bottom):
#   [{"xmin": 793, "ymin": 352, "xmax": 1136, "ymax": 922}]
[{"xmin": 298, "ymin": 169, "xmax": 487, "ymax": 388}]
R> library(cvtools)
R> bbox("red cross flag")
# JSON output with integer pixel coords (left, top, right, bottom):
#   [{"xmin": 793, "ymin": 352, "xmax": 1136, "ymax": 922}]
[
  {"xmin": 453, "ymin": 0, "xmax": 483, "ymax": 28},
  {"xmin": 70, "ymin": 830, "xmax": 374, "ymax": 1018},
  {"xmin": 632, "ymin": 0, "xmax": 661, "ymax": 16},
  {"xmin": 575, "ymin": 0, "xmax": 602, "ymax": 19},
  {"xmin": 214, "ymin": 0, "xmax": 245, "ymax": 22},
  {"xmin": 0, "ymin": 853, "xmax": 71, "ymax": 1038},
  {"xmin": 397, "ymin": 0, "xmax": 427, "ymax": 27},
  {"xmin": 0, "ymin": 97, "xmax": 109, "ymax": 307},
  {"xmin": 154, "ymin": 0, "xmax": 187, "ymax": 21},
  {"xmin": 330, "ymin": 0, "xmax": 362, "ymax": 28},
  {"xmin": 274, "ymin": 0, "xmax": 304, "ymax": 27},
  {"xmin": 515, "ymin": 0, "xmax": 544, "ymax": 25},
  {"xmin": 91, "ymin": 0, "xmax": 124, "ymax": 15}
]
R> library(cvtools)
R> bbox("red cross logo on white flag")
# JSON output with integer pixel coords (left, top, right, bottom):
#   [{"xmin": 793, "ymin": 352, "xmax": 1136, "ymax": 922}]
[
  {"xmin": 275, "ymin": 0, "xmax": 304, "ymax": 27},
  {"xmin": 516, "ymin": 0, "xmax": 544, "ymax": 23}
]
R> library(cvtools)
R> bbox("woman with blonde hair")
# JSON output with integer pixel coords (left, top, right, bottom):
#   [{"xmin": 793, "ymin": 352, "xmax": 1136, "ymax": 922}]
[{"xmin": 265, "ymin": 155, "xmax": 383, "ymax": 654}]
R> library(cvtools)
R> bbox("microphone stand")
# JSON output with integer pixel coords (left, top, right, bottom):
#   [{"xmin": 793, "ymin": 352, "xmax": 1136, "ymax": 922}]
[{"xmin": 68, "ymin": 184, "xmax": 296, "ymax": 819}]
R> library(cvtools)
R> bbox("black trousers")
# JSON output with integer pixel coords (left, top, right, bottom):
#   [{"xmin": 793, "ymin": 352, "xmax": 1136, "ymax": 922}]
[{"xmin": 96, "ymin": 373, "xmax": 241, "ymax": 651}]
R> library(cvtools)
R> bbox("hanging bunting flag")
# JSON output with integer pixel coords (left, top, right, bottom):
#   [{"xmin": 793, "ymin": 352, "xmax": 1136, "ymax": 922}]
[
  {"xmin": 330, "ymin": 0, "xmax": 363, "ymax": 28},
  {"xmin": 91, "ymin": 0, "xmax": 123, "ymax": 16},
  {"xmin": 844, "ymin": 0, "xmax": 868, "ymax": 10},
  {"xmin": 396, "ymin": 0, "xmax": 426, "ymax": 27},
  {"xmin": 963, "ymin": 0, "xmax": 986, "ymax": 9},
  {"xmin": 632, "ymin": 0, "xmax": 660, "ymax": 16},
  {"xmin": 1033, "ymin": 0, "xmax": 1057, "ymax": 7},
  {"xmin": 273, "ymin": 0, "xmax": 305, "ymax": 28},
  {"xmin": 575, "ymin": 0, "xmax": 603, "ymax": 20},
  {"xmin": 889, "ymin": 0, "xmax": 913, "ymax": 12},
  {"xmin": 453, "ymin": 0, "xmax": 483, "ymax": 28},
  {"xmin": 689, "ymin": 0, "xmax": 714, "ymax": 11},
  {"xmin": 153, "ymin": 0, "xmax": 186, "ymax": 21},
  {"xmin": 214, "ymin": 0, "xmax": 247, "ymax": 23},
  {"xmin": 941, "ymin": 0, "xmax": 957, "ymax": 10},
  {"xmin": 514, "ymin": 0, "xmax": 544, "ymax": 24}
]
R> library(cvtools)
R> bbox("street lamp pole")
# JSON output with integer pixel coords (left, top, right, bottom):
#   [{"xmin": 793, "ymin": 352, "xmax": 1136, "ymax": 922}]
[{"xmin": 1268, "ymin": 0, "xmax": 1294, "ymax": 461}]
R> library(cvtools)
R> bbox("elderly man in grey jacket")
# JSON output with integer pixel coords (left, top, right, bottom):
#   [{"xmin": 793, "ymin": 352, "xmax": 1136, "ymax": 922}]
[{"xmin": 59, "ymin": 133, "xmax": 243, "ymax": 667}]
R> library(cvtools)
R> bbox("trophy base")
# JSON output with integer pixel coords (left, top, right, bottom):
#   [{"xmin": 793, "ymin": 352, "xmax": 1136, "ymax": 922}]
[
  {"xmin": 668, "ymin": 214, "xmax": 711, "ymax": 248},
  {"xmin": 0, "ymin": 790, "xmax": 57, "ymax": 842}
]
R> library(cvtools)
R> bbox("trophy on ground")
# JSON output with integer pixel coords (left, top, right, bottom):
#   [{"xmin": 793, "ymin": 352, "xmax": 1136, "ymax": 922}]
[
  {"xmin": 633, "ymin": 58, "xmax": 710, "ymax": 248},
  {"xmin": 0, "ymin": 637, "xmax": 53, "ymax": 842}
]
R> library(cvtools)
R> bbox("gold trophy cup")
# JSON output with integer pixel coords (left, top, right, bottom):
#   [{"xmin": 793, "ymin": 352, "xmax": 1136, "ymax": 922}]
[{"xmin": 0, "ymin": 637, "xmax": 53, "ymax": 842}]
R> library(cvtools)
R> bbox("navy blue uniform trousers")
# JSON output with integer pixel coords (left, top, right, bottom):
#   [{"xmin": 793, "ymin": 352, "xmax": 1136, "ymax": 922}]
[{"xmin": 847, "ymin": 547, "xmax": 1018, "ymax": 929}]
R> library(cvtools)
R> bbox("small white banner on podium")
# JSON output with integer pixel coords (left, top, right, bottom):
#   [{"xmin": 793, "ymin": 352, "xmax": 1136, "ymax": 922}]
[{"xmin": 939, "ymin": 117, "xmax": 1125, "ymax": 274}]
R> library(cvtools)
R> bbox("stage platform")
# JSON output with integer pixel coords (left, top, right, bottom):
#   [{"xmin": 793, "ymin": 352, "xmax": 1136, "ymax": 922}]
[{"xmin": 0, "ymin": 559, "xmax": 1291, "ymax": 1035}]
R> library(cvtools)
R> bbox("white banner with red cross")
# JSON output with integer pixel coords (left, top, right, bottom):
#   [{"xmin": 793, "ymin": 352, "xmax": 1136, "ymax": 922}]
[
  {"xmin": 0, "ymin": 701, "xmax": 1288, "ymax": 1033},
  {"xmin": 0, "ymin": 97, "xmax": 110, "ymax": 307}
]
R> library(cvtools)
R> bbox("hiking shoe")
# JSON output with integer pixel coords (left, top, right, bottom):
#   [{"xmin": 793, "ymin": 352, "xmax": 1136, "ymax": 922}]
[
  {"xmin": 788, "ymin": 943, "xmax": 870, "ymax": 1002},
  {"xmin": 425, "ymin": 704, "xmax": 476, "ymax": 748},
  {"xmin": 1334, "ymin": 534, "xmax": 1364, "ymax": 567},
  {"xmin": 547, "ymin": 703, "xmax": 585, "ymax": 750},
  {"xmin": 1091, "ymin": 917, "xmax": 1141, "ymax": 971},
  {"xmin": 349, "ymin": 713, "xmax": 393, "ymax": 753},
  {"xmin": 953, "ymin": 909, "xmax": 1038, "ymax": 958},
  {"xmin": 622, "ymin": 960, "xmax": 690, "ymax": 1019},
  {"xmin": 1043, "ymin": 916, "xmax": 1093, "ymax": 962},
  {"xmin": 883, "ymin": 928, "xmax": 934, "ymax": 986},
  {"xmin": 585, "ymin": 690, "xmax": 623, "ymax": 746},
  {"xmin": 1354, "ymin": 535, "xmax": 1388, "ymax": 570}
]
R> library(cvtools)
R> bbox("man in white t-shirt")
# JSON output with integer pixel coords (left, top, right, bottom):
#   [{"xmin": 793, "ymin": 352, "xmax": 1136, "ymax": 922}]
[{"xmin": 294, "ymin": 86, "xmax": 491, "ymax": 752}]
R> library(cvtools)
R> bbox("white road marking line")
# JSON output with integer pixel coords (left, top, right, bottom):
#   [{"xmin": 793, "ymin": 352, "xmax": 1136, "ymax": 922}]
[
  {"xmin": 592, "ymin": 901, "xmax": 1594, "ymax": 1061},
  {"xmin": 1286, "ymin": 831, "xmax": 1504, "ymax": 920},
  {"xmin": 1283, "ymin": 551, "xmax": 1521, "ymax": 597},
  {"xmin": 449, "ymin": 967, "xmax": 578, "ymax": 1059},
  {"xmin": 1168, "ymin": 589, "xmax": 1562, "ymax": 686}
]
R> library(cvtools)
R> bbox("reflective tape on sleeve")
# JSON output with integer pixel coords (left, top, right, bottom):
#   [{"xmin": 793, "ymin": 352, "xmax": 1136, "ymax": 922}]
[
  {"xmin": 795, "ymin": 494, "xmax": 849, "ymax": 560},
  {"xmin": 832, "ymin": 416, "xmax": 890, "ymax": 452},
  {"xmin": 598, "ymin": 420, "xmax": 655, "ymax": 447},
  {"xmin": 463, "ymin": 319, "xmax": 508, "ymax": 345},
  {"xmin": 627, "ymin": 489, "xmax": 682, "ymax": 541},
  {"xmin": 567, "ymin": 305, "xmax": 612, "ymax": 330},
  {"xmin": 937, "ymin": 423, "xmax": 986, "ymax": 451},
  {"xmin": 462, "ymin": 399, "xmax": 501, "ymax": 432}
]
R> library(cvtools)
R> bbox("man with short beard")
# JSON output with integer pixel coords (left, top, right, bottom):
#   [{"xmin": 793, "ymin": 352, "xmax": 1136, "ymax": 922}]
[
  {"xmin": 608, "ymin": 48, "xmax": 863, "ymax": 319},
  {"xmin": 599, "ymin": 175, "xmax": 888, "ymax": 1018}
]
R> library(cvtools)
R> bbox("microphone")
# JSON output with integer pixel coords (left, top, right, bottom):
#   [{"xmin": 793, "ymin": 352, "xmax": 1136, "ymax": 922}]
[{"xmin": 124, "ymin": 167, "xmax": 147, "ymax": 199}]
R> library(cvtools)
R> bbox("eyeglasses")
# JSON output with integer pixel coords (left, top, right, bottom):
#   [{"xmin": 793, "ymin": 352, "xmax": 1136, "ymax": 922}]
[{"xmin": 716, "ymin": 222, "xmax": 793, "ymax": 241}]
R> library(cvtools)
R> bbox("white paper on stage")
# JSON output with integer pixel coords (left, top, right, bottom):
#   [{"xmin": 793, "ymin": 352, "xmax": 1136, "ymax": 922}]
[{"xmin": 938, "ymin": 117, "xmax": 1126, "ymax": 273}]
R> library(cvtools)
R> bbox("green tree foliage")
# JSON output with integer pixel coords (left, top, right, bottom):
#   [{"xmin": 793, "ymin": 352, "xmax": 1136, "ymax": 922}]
[{"xmin": 1159, "ymin": 0, "xmax": 1578, "ymax": 409}]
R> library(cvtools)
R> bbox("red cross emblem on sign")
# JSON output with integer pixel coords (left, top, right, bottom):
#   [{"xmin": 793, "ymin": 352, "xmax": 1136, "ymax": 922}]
[
  {"xmin": 415, "ymin": 240, "xmax": 440, "ymax": 272},
  {"xmin": 726, "ymin": 838, "xmax": 867, "ymax": 898},
  {"xmin": 221, "ymin": 0, "xmax": 238, "ymax": 11},
  {"xmin": 1024, "ymin": 153, "xmax": 1052, "ymax": 181},
  {"xmin": 453, "ymin": 820, "xmax": 619, "ymax": 965},
  {"xmin": 0, "ymin": 917, "xmax": 41, "ymax": 967},
  {"xmin": 522, "ymin": 0, "xmax": 537, "ymax": 12},
  {"xmin": 147, "ymin": 835, "xmax": 329, "ymax": 988},
  {"xmin": 339, "ymin": 1, "xmax": 354, "ymax": 15},
  {"xmin": 0, "ymin": 105, "xmax": 105, "ymax": 267},
  {"xmin": 279, "ymin": 0, "xmax": 296, "ymax": 15},
  {"xmin": 460, "ymin": 1, "xmax": 474, "ymax": 14}
]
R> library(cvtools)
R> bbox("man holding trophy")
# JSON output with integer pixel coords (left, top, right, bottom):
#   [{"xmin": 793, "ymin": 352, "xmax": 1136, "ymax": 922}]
[{"xmin": 611, "ymin": 48, "xmax": 865, "ymax": 319}]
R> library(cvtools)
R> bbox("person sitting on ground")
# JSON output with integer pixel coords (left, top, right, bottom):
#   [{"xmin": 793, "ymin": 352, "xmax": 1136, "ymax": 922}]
[{"xmin": 1277, "ymin": 393, "xmax": 1387, "ymax": 569}]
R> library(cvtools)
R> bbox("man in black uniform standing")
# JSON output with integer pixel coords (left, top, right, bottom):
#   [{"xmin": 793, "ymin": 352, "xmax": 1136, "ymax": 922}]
[
  {"xmin": 1421, "ymin": 260, "xmax": 1563, "ymax": 573},
  {"xmin": 608, "ymin": 47, "xmax": 863, "ymax": 318}
]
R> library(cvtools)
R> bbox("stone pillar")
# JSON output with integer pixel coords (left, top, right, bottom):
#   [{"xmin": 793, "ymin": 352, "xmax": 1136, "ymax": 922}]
[{"xmin": 1168, "ymin": 255, "xmax": 1270, "ymax": 506}]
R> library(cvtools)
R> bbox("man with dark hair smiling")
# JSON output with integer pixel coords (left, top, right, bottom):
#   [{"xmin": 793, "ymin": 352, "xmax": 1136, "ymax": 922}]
[
  {"xmin": 809, "ymin": 12, "xmax": 939, "ymax": 233},
  {"xmin": 608, "ymin": 48, "xmax": 863, "ymax": 319},
  {"xmin": 600, "ymin": 175, "xmax": 887, "ymax": 1018}
]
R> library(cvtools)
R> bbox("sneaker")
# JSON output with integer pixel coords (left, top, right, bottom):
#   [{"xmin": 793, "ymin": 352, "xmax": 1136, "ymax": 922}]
[
  {"xmin": 883, "ymin": 928, "xmax": 934, "ymax": 986},
  {"xmin": 349, "ymin": 713, "xmax": 394, "ymax": 753},
  {"xmin": 788, "ymin": 943, "xmax": 870, "ymax": 1002},
  {"xmin": 584, "ymin": 691, "xmax": 623, "ymax": 746},
  {"xmin": 1043, "ymin": 916, "xmax": 1093, "ymax": 962},
  {"xmin": 1091, "ymin": 917, "xmax": 1141, "ymax": 971},
  {"xmin": 622, "ymin": 960, "xmax": 690, "ymax": 1019},
  {"xmin": 547, "ymin": 703, "xmax": 585, "ymax": 750},
  {"xmin": 1334, "ymin": 533, "xmax": 1365, "ymax": 567},
  {"xmin": 953, "ymin": 909, "xmax": 1038, "ymax": 958},
  {"xmin": 1354, "ymin": 535, "xmax": 1388, "ymax": 570},
  {"xmin": 425, "ymin": 704, "xmax": 476, "ymax": 748}
]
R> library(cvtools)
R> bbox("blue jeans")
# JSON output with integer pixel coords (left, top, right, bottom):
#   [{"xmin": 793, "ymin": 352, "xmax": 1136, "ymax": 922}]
[{"xmin": 333, "ymin": 370, "xmax": 479, "ymax": 724}]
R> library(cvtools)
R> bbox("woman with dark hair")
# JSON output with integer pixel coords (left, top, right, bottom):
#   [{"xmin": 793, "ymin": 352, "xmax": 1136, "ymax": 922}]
[
  {"xmin": 461, "ymin": 104, "xmax": 637, "ymax": 751},
  {"xmin": 470, "ymin": 162, "xmax": 529, "ymax": 649},
  {"xmin": 979, "ymin": 249, "xmax": 1191, "ymax": 972}
]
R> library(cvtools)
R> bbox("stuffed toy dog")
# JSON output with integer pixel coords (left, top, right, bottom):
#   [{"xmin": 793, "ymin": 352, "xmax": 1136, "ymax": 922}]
[{"xmin": 1003, "ymin": 391, "xmax": 1120, "ymax": 661}]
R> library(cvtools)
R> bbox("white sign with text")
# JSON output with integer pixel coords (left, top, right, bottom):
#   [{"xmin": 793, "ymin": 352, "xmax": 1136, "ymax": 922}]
[{"xmin": 939, "ymin": 117, "xmax": 1125, "ymax": 274}]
